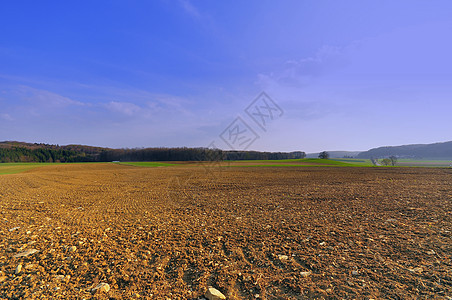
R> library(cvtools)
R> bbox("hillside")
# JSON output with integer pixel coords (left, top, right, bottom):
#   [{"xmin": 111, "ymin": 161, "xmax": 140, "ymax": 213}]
[{"xmin": 357, "ymin": 141, "xmax": 452, "ymax": 159}]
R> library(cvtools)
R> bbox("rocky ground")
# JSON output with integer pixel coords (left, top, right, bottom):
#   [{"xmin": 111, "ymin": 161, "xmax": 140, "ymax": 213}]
[{"xmin": 0, "ymin": 163, "xmax": 451, "ymax": 299}]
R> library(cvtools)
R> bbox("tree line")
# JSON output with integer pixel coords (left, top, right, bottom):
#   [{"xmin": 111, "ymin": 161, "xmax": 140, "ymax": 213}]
[
  {"xmin": 99, "ymin": 148, "xmax": 306, "ymax": 162},
  {"xmin": 0, "ymin": 147, "xmax": 95, "ymax": 163},
  {"xmin": 0, "ymin": 142, "xmax": 306, "ymax": 163}
]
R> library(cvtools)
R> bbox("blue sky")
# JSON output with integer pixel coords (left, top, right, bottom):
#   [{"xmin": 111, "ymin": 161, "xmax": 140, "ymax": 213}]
[{"xmin": 1, "ymin": 0, "xmax": 451, "ymax": 152}]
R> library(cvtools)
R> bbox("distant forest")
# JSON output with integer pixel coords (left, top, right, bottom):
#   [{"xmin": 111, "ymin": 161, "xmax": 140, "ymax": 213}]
[{"xmin": 0, "ymin": 141, "xmax": 306, "ymax": 163}]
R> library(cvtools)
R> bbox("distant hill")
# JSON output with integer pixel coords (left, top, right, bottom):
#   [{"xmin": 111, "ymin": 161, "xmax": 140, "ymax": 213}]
[
  {"xmin": 357, "ymin": 141, "xmax": 452, "ymax": 159},
  {"xmin": 306, "ymin": 151, "xmax": 362, "ymax": 158}
]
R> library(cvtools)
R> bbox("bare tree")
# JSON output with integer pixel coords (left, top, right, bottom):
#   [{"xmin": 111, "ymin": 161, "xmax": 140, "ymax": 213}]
[{"xmin": 370, "ymin": 157, "xmax": 378, "ymax": 166}]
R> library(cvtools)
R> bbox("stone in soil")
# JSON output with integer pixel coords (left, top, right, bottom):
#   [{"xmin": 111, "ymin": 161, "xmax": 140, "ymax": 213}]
[
  {"xmin": 300, "ymin": 271, "xmax": 311, "ymax": 278},
  {"xmin": 91, "ymin": 282, "xmax": 110, "ymax": 293},
  {"xmin": 13, "ymin": 249, "xmax": 39, "ymax": 258},
  {"xmin": 15, "ymin": 264, "xmax": 22, "ymax": 274},
  {"xmin": 205, "ymin": 286, "xmax": 226, "ymax": 300}
]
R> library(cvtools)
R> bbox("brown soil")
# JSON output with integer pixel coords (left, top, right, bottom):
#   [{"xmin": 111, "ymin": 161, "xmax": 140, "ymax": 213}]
[{"xmin": 0, "ymin": 164, "xmax": 451, "ymax": 299}]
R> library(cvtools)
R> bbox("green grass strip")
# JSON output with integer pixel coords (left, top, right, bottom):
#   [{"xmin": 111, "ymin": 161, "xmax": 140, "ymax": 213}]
[
  {"xmin": 116, "ymin": 161, "xmax": 176, "ymax": 167},
  {"xmin": 0, "ymin": 163, "xmax": 54, "ymax": 175}
]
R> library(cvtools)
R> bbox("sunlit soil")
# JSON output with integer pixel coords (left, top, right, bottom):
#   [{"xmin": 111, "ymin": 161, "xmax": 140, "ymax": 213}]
[{"xmin": 0, "ymin": 164, "xmax": 451, "ymax": 299}]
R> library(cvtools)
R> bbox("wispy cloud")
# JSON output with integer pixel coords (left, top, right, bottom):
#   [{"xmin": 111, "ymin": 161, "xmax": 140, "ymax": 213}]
[
  {"xmin": 0, "ymin": 113, "xmax": 13, "ymax": 121},
  {"xmin": 0, "ymin": 85, "xmax": 87, "ymax": 120},
  {"xmin": 17, "ymin": 86, "xmax": 85, "ymax": 107},
  {"xmin": 69, "ymin": 82, "xmax": 195, "ymax": 117},
  {"xmin": 106, "ymin": 101, "xmax": 142, "ymax": 116},
  {"xmin": 178, "ymin": 0, "xmax": 201, "ymax": 19},
  {"xmin": 258, "ymin": 45, "xmax": 349, "ymax": 88}
]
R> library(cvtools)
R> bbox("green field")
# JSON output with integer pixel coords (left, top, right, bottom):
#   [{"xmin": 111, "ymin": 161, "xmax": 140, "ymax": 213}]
[
  {"xmin": 0, "ymin": 161, "xmax": 177, "ymax": 175},
  {"xmin": 226, "ymin": 158, "xmax": 373, "ymax": 167},
  {"xmin": 0, "ymin": 163, "xmax": 53, "ymax": 175},
  {"xmin": 332, "ymin": 158, "xmax": 452, "ymax": 168},
  {"xmin": 330, "ymin": 158, "xmax": 373, "ymax": 166},
  {"xmin": 228, "ymin": 158, "xmax": 452, "ymax": 168},
  {"xmin": 2, "ymin": 158, "xmax": 450, "ymax": 176},
  {"xmin": 116, "ymin": 162, "xmax": 177, "ymax": 167},
  {"xmin": 396, "ymin": 159, "xmax": 452, "ymax": 167}
]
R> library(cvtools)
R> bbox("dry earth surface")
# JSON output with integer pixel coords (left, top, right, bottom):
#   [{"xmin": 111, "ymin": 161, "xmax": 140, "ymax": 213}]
[{"xmin": 0, "ymin": 163, "xmax": 451, "ymax": 299}]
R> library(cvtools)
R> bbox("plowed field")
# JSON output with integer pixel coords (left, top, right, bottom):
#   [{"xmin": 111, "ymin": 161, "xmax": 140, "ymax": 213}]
[{"xmin": 0, "ymin": 164, "xmax": 451, "ymax": 299}]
